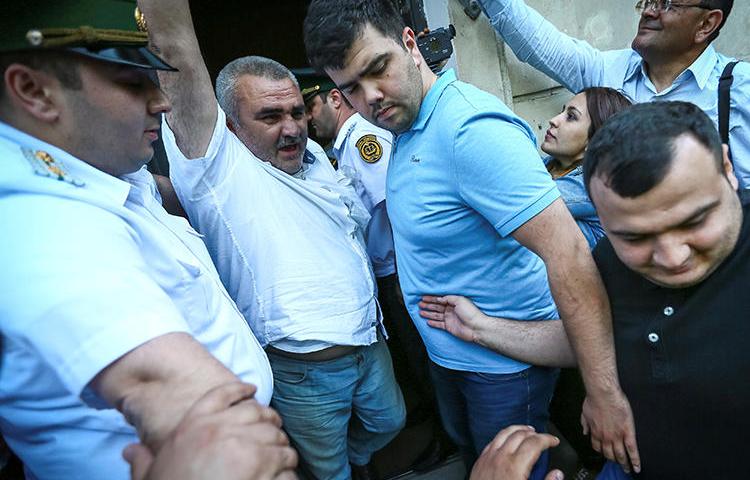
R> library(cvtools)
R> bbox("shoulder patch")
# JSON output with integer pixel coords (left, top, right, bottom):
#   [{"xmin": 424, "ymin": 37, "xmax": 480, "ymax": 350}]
[
  {"xmin": 355, "ymin": 134, "xmax": 383, "ymax": 164},
  {"xmin": 22, "ymin": 148, "xmax": 85, "ymax": 187}
]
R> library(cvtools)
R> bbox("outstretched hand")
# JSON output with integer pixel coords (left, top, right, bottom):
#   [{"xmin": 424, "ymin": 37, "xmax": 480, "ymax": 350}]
[
  {"xmin": 419, "ymin": 295, "xmax": 485, "ymax": 343},
  {"xmin": 470, "ymin": 425, "xmax": 563, "ymax": 480}
]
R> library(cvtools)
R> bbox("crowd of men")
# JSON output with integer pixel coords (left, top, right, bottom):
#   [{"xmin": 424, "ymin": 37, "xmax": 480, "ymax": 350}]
[{"xmin": 0, "ymin": 0, "xmax": 747, "ymax": 479}]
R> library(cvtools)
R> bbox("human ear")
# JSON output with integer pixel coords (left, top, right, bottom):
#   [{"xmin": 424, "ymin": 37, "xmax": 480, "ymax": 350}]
[
  {"xmin": 694, "ymin": 10, "xmax": 723, "ymax": 44},
  {"xmin": 3, "ymin": 64, "xmax": 61, "ymax": 123},
  {"xmin": 329, "ymin": 89, "xmax": 342, "ymax": 109},
  {"xmin": 721, "ymin": 144, "xmax": 739, "ymax": 191},
  {"xmin": 401, "ymin": 27, "xmax": 423, "ymax": 68}
]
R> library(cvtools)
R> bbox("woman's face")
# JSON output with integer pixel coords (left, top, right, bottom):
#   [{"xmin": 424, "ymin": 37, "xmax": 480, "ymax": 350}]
[{"xmin": 541, "ymin": 92, "xmax": 591, "ymax": 166}]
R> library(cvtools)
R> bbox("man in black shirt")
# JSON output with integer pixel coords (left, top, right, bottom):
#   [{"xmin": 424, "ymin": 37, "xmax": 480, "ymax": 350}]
[
  {"xmin": 421, "ymin": 101, "xmax": 749, "ymax": 480},
  {"xmin": 583, "ymin": 100, "xmax": 749, "ymax": 480}
]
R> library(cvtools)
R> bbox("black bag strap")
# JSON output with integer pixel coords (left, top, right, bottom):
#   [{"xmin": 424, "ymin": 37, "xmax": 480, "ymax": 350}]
[{"xmin": 718, "ymin": 60, "xmax": 740, "ymax": 147}]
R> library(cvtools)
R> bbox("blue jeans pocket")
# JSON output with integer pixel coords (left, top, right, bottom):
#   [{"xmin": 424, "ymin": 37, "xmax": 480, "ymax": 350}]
[
  {"xmin": 474, "ymin": 368, "xmax": 529, "ymax": 383},
  {"xmin": 270, "ymin": 359, "xmax": 308, "ymax": 384}
]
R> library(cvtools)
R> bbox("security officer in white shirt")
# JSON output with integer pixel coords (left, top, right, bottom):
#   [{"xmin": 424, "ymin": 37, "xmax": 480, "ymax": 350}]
[
  {"xmin": 301, "ymin": 74, "xmax": 395, "ymax": 278},
  {"xmin": 0, "ymin": 3, "xmax": 292, "ymax": 479},
  {"xmin": 140, "ymin": 0, "xmax": 406, "ymax": 478}
]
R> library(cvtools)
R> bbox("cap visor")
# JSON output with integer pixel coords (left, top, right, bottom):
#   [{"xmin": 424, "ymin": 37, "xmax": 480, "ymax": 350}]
[{"xmin": 68, "ymin": 46, "xmax": 177, "ymax": 71}]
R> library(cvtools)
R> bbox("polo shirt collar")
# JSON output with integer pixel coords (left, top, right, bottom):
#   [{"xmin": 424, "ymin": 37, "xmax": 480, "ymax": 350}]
[
  {"xmin": 0, "ymin": 120, "xmax": 132, "ymax": 207},
  {"xmin": 410, "ymin": 69, "xmax": 457, "ymax": 132}
]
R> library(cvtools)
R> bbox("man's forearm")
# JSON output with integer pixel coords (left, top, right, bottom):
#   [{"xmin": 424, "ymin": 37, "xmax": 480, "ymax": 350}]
[
  {"xmin": 91, "ymin": 332, "xmax": 239, "ymax": 450},
  {"xmin": 546, "ymin": 240, "xmax": 620, "ymax": 395},
  {"xmin": 512, "ymin": 199, "xmax": 620, "ymax": 394},
  {"xmin": 137, "ymin": 0, "xmax": 216, "ymax": 158},
  {"xmin": 512, "ymin": 199, "xmax": 638, "ymax": 468},
  {"xmin": 474, "ymin": 317, "xmax": 576, "ymax": 367}
]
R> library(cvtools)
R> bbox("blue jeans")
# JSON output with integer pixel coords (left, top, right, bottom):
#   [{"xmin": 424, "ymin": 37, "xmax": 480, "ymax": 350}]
[
  {"xmin": 596, "ymin": 461, "xmax": 634, "ymax": 480},
  {"xmin": 268, "ymin": 340, "xmax": 406, "ymax": 480},
  {"xmin": 429, "ymin": 362, "xmax": 559, "ymax": 480}
]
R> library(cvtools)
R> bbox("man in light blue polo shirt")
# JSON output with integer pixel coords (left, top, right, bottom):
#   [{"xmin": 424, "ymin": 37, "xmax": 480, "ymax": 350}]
[
  {"xmin": 385, "ymin": 67, "xmax": 560, "ymax": 373},
  {"xmin": 477, "ymin": 0, "xmax": 750, "ymax": 188},
  {"xmin": 305, "ymin": 1, "xmax": 642, "ymax": 477}
]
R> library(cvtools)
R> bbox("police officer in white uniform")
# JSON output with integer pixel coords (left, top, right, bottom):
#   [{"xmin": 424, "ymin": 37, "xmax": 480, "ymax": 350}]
[
  {"xmin": 0, "ymin": 3, "xmax": 293, "ymax": 479},
  {"xmin": 301, "ymin": 73, "xmax": 396, "ymax": 286}
]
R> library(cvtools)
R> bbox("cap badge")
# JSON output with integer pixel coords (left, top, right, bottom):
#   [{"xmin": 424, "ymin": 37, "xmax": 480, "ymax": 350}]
[{"xmin": 26, "ymin": 30, "xmax": 44, "ymax": 47}]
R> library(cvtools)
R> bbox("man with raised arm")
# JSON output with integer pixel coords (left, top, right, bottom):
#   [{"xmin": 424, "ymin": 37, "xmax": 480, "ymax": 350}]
[
  {"xmin": 477, "ymin": 0, "xmax": 750, "ymax": 187},
  {"xmin": 139, "ymin": 1, "xmax": 405, "ymax": 478},
  {"xmin": 0, "ymin": 2, "xmax": 293, "ymax": 479},
  {"xmin": 304, "ymin": 1, "xmax": 638, "ymax": 477}
]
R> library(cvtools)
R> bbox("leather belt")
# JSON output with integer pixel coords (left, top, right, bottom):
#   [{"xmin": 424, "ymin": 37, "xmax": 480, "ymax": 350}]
[{"xmin": 265, "ymin": 344, "xmax": 358, "ymax": 362}]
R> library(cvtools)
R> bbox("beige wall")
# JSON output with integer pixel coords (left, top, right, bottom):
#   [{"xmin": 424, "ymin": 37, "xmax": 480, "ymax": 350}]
[{"xmin": 424, "ymin": 0, "xmax": 750, "ymax": 147}]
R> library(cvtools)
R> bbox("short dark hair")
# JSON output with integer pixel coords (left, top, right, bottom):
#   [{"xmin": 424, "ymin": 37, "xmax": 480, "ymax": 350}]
[
  {"xmin": 584, "ymin": 101, "xmax": 724, "ymax": 199},
  {"xmin": 705, "ymin": 0, "xmax": 733, "ymax": 43},
  {"xmin": 0, "ymin": 51, "xmax": 82, "ymax": 101},
  {"xmin": 304, "ymin": 0, "xmax": 406, "ymax": 72},
  {"xmin": 582, "ymin": 87, "xmax": 633, "ymax": 140}
]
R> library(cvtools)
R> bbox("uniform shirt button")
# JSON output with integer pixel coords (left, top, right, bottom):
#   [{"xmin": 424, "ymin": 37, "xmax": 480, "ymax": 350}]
[
  {"xmin": 648, "ymin": 332, "xmax": 660, "ymax": 343},
  {"xmin": 663, "ymin": 306, "xmax": 674, "ymax": 316}
]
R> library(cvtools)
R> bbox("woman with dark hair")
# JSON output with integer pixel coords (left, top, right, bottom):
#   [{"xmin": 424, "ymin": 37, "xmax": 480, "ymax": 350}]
[{"xmin": 541, "ymin": 87, "xmax": 632, "ymax": 248}]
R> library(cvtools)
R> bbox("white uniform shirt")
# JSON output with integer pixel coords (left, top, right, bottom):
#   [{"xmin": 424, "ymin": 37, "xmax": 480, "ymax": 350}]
[
  {"xmin": 333, "ymin": 113, "xmax": 396, "ymax": 278},
  {"xmin": 163, "ymin": 106, "xmax": 380, "ymax": 353},
  {"xmin": 0, "ymin": 121, "xmax": 272, "ymax": 480}
]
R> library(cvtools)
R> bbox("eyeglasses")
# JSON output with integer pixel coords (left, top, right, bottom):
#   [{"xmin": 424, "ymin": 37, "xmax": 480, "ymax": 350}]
[{"xmin": 635, "ymin": 0, "xmax": 713, "ymax": 13}]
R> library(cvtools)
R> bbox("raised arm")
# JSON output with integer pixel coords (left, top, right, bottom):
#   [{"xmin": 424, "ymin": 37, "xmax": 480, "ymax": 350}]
[
  {"xmin": 90, "ymin": 332, "xmax": 242, "ymax": 451},
  {"xmin": 511, "ymin": 198, "xmax": 640, "ymax": 474},
  {"xmin": 476, "ymin": 0, "xmax": 609, "ymax": 93},
  {"xmin": 137, "ymin": 0, "xmax": 216, "ymax": 158}
]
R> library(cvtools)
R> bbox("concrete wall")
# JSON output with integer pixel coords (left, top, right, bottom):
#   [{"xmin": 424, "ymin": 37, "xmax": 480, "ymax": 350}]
[{"xmin": 423, "ymin": 0, "xmax": 750, "ymax": 147}]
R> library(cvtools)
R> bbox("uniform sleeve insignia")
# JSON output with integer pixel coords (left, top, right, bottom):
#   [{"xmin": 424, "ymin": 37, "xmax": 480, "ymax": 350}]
[
  {"xmin": 355, "ymin": 134, "xmax": 383, "ymax": 163},
  {"xmin": 22, "ymin": 148, "xmax": 85, "ymax": 187}
]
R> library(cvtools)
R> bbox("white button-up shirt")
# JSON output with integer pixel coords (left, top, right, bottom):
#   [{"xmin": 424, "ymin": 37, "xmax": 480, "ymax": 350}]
[
  {"xmin": 333, "ymin": 113, "xmax": 396, "ymax": 278},
  {"xmin": 0, "ymin": 122, "xmax": 272, "ymax": 480},
  {"xmin": 163, "ymin": 106, "xmax": 380, "ymax": 353}
]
